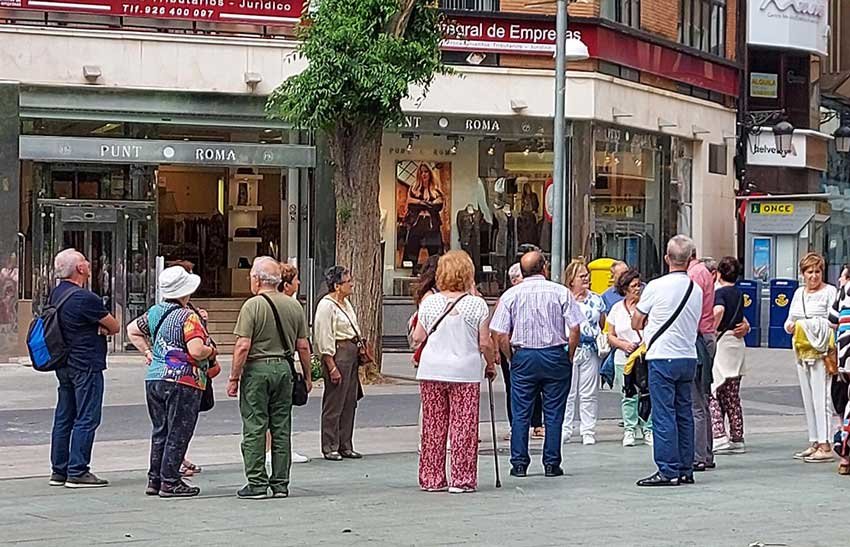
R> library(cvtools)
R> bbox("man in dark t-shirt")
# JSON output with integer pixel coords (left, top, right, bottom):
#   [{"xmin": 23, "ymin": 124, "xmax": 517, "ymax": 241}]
[{"xmin": 48, "ymin": 249, "xmax": 119, "ymax": 489}]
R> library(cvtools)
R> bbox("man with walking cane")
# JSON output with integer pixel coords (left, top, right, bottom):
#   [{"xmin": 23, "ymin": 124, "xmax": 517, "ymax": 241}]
[{"xmin": 490, "ymin": 251, "xmax": 582, "ymax": 478}]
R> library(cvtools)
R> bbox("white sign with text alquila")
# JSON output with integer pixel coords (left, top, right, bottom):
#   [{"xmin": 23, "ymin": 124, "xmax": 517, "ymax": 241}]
[{"xmin": 747, "ymin": 0, "xmax": 828, "ymax": 55}]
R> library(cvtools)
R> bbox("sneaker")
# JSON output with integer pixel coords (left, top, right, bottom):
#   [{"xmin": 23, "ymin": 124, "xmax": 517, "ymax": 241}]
[
  {"xmin": 448, "ymin": 486, "xmax": 476, "ymax": 494},
  {"xmin": 714, "ymin": 438, "xmax": 732, "ymax": 453},
  {"xmin": 64, "ymin": 472, "xmax": 108, "ymax": 489},
  {"xmin": 292, "ymin": 451, "xmax": 310, "ymax": 464},
  {"xmin": 145, "ymin": 480, "xmax": 160, "ymax": 496},
  {"xmin": 804, "ymin": 448, "xmax": 835, "ymax": 464},
  {"xmin": 159, "ymin": 480, "xmax": 200, "ymax": 498},
  {"xmin": 643, "ymin": 431, "xmax": 654, "ymax": 447},
  {"xmin": 237, "ymin": 484, "xmax": 269, "ymax": 499},
  {"xmin": 270, "ymin": 486, "xmax": 289, "ymax": 498},
  {"xmin": 48, "ymin": 473, "xmax": 66, "ymax": 487},
  {"xmin": 582, "ymin": 434, "xmax": 596, "ymax": 446},
  {"xmin": 794, "ymin": 444, "xmax": 818, "ymax": 460},
  {"xmin": 421, "ymin": 486, "xmax": 448, "ymax": 492},
  {"xmin": 716, "ymin": 440, "xmax": 745, "ymax": 455},
  {"xmin": 622, "ymin": 431, "xmax": 636, "ymax": 447},
  {"xmin": 728, "ymin": 441, "xmax": 746, "ymax": 454}
]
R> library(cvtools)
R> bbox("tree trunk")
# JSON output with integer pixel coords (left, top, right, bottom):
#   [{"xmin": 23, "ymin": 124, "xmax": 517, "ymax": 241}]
[{"xmin": 326, "ymin": 121, "xmax": 385, "ymax": 378}]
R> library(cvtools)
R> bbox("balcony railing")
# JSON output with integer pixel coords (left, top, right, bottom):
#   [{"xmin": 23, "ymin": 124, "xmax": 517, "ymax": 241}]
[{"xmin": 439, "ymin": 0, "xmax": 500, "ymax": 11}]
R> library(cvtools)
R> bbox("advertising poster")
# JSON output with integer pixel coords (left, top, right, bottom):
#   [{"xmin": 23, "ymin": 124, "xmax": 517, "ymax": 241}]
[
  {"xmin": 753, "ymin": 237, "xmax": 771, "ymax": 282},
  {"xmin": 395, "ymin": 161, "xmax": 451, "ymax": 271}
]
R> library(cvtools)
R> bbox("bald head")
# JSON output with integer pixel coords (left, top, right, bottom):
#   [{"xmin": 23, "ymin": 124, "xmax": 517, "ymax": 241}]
[
  {"xmin": 251, "ymin": 256, "xmax": 282, "ymax": 287},
  {"xmin": 520, "ymin": 251, "xmax": 546, "ymax": 278}
]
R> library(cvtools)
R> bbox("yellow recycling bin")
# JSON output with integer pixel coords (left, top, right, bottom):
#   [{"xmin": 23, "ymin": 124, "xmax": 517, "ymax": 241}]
[{"xmin": 588, "ymin": 258, "xmax": 616, "ymax": 295}]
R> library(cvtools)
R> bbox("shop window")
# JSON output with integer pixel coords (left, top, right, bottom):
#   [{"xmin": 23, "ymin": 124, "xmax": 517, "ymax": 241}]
[
  {"xmin": 672, "ymin": 139, "xmax": 694, "ymax": 238},
  {"xmin": 439, "ymin": 0, "xmax": 499, "ymax": 10},
  {"xmin": 589, "ymin": 126, "xmax": 666, "ymax": 278},
  {"xmin": 679, "ymin": 0, "xmax": 726, "ymax": 57},
  {"xmin": 601, "ymin": 0, "xmax": 640, "ymax": 28},
  {"xmin": 709, "ymin": 143, "xmax": 728, "ymax": 175},
  {"xmin": 441, "ymin": 51, "xmax": 499, "ymax": 67},
  {"xmin": 599, "ymin": 61, "xmax": 641, "ymax": 82}
]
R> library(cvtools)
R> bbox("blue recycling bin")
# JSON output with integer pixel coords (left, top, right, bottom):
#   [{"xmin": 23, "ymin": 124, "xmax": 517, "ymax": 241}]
[
  {"xmin": 736, "ymin": 280, "xmax": 761, "ymax": 347},
  {"xmin": 768, "ymin": 278, "xmax": 798, "ymax": 349}
]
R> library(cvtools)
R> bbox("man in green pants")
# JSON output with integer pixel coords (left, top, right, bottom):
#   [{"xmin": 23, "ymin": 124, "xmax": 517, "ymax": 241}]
[{"xmin": 228, "ymin": 257, "xmax": 312, "ymax": 499}]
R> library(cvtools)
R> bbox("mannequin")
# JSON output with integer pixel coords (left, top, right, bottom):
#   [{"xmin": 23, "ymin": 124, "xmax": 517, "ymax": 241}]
[
  {"xmin": 492, "ymin": 202, "xmax": 517, "ymax": 288},
  {"xmin": 457, "ymin": 204, "xmax": 485, "ymax": 278}
]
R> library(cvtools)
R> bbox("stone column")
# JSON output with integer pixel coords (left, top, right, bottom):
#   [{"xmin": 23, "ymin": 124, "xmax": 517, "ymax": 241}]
[{"xmin": 0, "ymin": 82, "xmax": 21, "ymax": 361}]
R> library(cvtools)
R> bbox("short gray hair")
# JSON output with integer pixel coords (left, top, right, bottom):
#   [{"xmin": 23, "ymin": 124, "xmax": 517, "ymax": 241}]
[
  {"xmin": 700, "ymin": 256, "xmax": 718, "ymax": 274},
  {"xmin": 251, "ymin": 256, "xmax": 282, "ymax": 286},
  {"xmin": 508, "ymin": 263, "xmax": 522, "ymax": 283},
  {"xmin": 54, "ymin": 249, "xmax": 84, "ymax": 279},
  {"xmin": 666, "ymin": 235, "xmax": 695, "ymax": 266}
]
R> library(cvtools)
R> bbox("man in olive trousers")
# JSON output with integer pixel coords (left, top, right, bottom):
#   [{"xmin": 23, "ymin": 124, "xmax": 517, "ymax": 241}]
[{"xmin": 228, "ymin": 257, "xmax": 312, "ymax": 499}]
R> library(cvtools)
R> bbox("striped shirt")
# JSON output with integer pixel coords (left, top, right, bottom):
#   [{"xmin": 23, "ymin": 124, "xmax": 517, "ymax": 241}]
[
  {"xmin": 490, "ymin": 275, "xmax": 584, "ymax": 349},
  {"xmin": 829, "ymin": 284, "xmax": 850, "ymax": 370}
]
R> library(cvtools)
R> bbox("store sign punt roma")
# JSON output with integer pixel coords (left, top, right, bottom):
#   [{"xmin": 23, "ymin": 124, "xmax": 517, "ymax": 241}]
[{"xmin": 2, "ymin": 0, "xmax": 306, "ymax": 25}]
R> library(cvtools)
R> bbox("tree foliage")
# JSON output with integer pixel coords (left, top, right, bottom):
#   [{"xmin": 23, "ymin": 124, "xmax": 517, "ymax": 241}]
[{"xmin": 267, "ymin": 0, "xmax": 448, "ymax": 130}]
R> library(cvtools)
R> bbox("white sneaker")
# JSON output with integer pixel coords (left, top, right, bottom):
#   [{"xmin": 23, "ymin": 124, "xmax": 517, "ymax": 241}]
[
  {"xmin": 448, "ymin": 486, "xmax": 475, "ymax": 494},
  {"xmin": 716, "ymin": 440, "xmax": 746, "ymax": 455},
  {"xmin": 291, "ymin": 451, "xmax": 310, "ymax": 464},
  {"xmin": 622, "ymin": 431, "xmax": 636, "ymax": 447},
  {"xmin": 643, "ymin": 431, "xmax": 653, "ymax": 447},
  {"xmin": 582, "ymin": 434, "xmax": 596, "ymax": 446}
]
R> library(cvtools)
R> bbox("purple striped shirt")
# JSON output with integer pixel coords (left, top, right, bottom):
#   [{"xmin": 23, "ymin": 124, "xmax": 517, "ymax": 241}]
[{"xmin": 490, "ymin": 275, "xmax": 584, "ymax": 349}]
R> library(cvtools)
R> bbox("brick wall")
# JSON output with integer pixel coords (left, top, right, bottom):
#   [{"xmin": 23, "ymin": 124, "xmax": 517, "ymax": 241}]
[
  {"xmin": 499, "ymin": 0, "xmax": 600, "ymax": 18},
  {"xmin": 726, "ymin": 0, "xmax": 738, "ymax": 61},
  {"xmin": 640, "ymin": 0, "xmax": 679, "ymax": 41}
]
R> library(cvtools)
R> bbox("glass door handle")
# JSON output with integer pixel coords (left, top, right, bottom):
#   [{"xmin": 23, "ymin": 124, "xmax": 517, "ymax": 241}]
[{"xmin": 17, "ymin": 232, "xmax": 25, "ymax": 300}]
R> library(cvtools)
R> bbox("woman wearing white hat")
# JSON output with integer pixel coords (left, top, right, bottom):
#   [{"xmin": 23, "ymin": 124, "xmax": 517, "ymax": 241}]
[{"xmin": 127, "ymin": 266, "xmax": 217, "ymax": 498}]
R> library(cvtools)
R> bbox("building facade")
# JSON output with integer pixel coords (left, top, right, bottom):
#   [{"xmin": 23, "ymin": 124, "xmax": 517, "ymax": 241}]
[{"xmin": 0, "ymin": 0, "xmax": 742, "ymax": 356}]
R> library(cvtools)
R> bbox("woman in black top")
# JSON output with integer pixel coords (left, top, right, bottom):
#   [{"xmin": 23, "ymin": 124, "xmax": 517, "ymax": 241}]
[
  {"xmin": 402, "ymin": 164, "xmax": 444, "ymax": 272},
  {"xmin": 709, "ymin": 256, "xmax": 747, "ymax": 455}
]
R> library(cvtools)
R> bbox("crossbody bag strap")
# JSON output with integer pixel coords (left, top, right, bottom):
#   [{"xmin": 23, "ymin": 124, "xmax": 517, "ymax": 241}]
[
  {"xmin": 717, "ymin": 291, "xmax": 744, "ymax": 339},
  {"xmin": 260, "ymin": 294, "xmax": 298, "ymax": 377},
  {"xmin": 426, "ymin": 293, "xmax": 469, "ymax": 337},
  {"xmin": 646, "ymin": 280, "xmax": 694, "ymax": 352},
  {"xmin": 152, "ymin": 305, "xmax": 183, "ymax": 344},
  {"xmin": 52, "ymin": 287, "xmax": 82, "ymax": 312},
  {"xmin": 325, "ymin": 296, "xmax": 363, "ymax": 340}
]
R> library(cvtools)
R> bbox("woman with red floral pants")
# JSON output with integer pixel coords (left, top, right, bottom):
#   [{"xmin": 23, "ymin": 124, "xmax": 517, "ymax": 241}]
[{"xmin": 412, "ymin": 251, "xmax": 497, "ymax": 493}]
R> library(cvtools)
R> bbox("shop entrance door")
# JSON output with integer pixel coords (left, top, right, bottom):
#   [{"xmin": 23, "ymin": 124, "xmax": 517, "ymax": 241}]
[{"xmin": 34, "ymin": 200, "xmax": 157, "ymax": 351}]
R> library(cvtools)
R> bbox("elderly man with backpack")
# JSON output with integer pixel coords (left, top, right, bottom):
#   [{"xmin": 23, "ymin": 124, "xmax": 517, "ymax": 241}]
[{"xmin": 36, "ymin": 249, "xmax": 119, "ymax": 488}]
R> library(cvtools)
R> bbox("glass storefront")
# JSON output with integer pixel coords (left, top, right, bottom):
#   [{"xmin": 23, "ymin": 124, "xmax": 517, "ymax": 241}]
[{"xmin": 381, "ymin": 127, "xmax": 555, "ymax": 298}]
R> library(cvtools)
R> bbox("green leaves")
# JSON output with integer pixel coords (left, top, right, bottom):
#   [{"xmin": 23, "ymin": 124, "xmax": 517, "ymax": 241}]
[{"xmin": 266, "ymin": 0, "xmax": 447, "ymax": 131}]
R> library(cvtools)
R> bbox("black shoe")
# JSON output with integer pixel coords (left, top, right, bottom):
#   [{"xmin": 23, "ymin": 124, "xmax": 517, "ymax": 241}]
[
  {"xmin": 237, "ymin": 484, "xmax": 269, "ymax": 499},
  {"xmin": 544, "ymin": 465, "xmax": 564, "ymax": 477},
  {"xmin": 705, "ymin": 461, "xmax": 717, "ymax": 469},
  {"xmin": 324, "ymin": 452, "xmax": 343, "ymax": 461},
  {"xmin": 64, "ymin": 472, "xmax": 109, "ymax": 488},
  {"xmin": 270, "ymin": 486, "xmax": 289, "ymax": 498},
  {"xmin": 159, "ymin": 480, "xmax": 200, "ymax": 498},
  {"xmin": 509, "ymin": 465, "xmax": 528, "ymax": 478},
  {"xmin": 145, "ymin": 480, "xmax": 161, "ymax": 496},
  {"xmin": 636, "ymin": 472, "xmax": 680, "ymax": 487},
  {"xmin": 49, "ymin": 473, "xmax": 66, "ymax": 487},
  {"xmin": 679, "ymin": 474, "xmax": 695, "ymax": 485},
  {"xmin": 693, "ymin": 462, "xmax": 707, "ymax": 472},
  {"xmin": 340, "ymin": 450, "xmax": 363, "ymax": 459}
]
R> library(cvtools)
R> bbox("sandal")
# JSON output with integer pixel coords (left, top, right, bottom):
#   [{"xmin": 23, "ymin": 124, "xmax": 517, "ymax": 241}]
[
  {"xmin": 531, "ymin": 427, "xmax": 545, "ymax": 439},
  {"xmin": 180, "ymin": 461, "xmax": 202, "ymax": 477},
  {"xmin": 838, "ymin": 462, "xmax": 850, "ymax": 475}
]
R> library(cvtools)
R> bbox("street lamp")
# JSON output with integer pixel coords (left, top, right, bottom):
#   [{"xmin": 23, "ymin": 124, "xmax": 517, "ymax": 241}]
[
  {"xmin": 772, "ymin": 121, "xmax": 795, "ymax": 156},
  {"xmin": 551, "ymin": 0, "xmax": 589, "ymax": 280},
  {"xmin": 834, "ymin": 123, "xmax": 850, "ymax": 154}
]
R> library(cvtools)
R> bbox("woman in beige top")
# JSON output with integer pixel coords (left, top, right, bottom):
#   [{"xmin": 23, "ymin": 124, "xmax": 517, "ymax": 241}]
[{"xmin": 314, "ymin": 265, "xmax": 363, "ymax": 461}]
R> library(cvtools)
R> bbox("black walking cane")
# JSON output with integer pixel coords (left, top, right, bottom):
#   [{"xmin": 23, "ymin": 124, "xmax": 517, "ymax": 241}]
[{"xmin": 487, "ymin": 377, "xmax": 502, "ymax": 488}]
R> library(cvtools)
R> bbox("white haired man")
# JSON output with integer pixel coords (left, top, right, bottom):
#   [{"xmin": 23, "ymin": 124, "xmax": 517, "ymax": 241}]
[
  {"xmin": 48, "ymin": 249, "xmax": 120, "ymax": 488},
  {"xmin": 632, "ymin": 235, "xmax": 703, "ymax": 487},
  {"xmin": 228, "ymin": 257, "xmax": 312, "ymax": 499}
]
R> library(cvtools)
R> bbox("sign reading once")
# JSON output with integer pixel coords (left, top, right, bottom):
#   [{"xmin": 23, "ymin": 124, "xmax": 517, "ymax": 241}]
[
  {"xmin": 751, "ymin": 203, "xmax": 795, "ymax": 215},
  {"xmin": 0, "ymin": 0, "xmax": 305, "ymax": 26}
]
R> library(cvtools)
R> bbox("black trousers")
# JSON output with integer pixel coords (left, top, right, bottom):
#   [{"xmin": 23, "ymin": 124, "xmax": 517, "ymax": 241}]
[
  {"xmin": 500, "ymin": 351, "xmax": 543, "ymax": 428},
  {"xmin": 146, "ymin": 381, "xmax": 202, "ymax": 486}
]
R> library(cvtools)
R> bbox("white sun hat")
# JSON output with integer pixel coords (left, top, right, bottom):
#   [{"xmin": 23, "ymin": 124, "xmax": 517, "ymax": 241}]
[{"xmin": 159, "ymin": 266, "xmax": 201, "ymax": 300}]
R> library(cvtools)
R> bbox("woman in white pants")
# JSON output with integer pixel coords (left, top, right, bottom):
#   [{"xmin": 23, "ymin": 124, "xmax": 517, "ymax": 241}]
[
  {"xmin": 785, "ymin": 252, "xmax": 837, "ymax": 463},
  {"xmin": 562, "ymin": 259, "xmax": 606, "ymax": 445}
]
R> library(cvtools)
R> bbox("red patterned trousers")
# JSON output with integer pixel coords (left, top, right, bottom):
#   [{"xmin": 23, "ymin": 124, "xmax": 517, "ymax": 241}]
[
  {"xmin": 418, "ymin": 380, "xmax": 480, "ymax": 491},
  {"xmin": 710, "ymin": 377, "xmax": 744, "ymax": 442}
]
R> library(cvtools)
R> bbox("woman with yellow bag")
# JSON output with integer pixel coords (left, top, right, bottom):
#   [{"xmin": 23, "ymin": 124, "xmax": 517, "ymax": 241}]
[{"xmin": 784, "ymin": 252, "xmax": 837, "ymax": 463}]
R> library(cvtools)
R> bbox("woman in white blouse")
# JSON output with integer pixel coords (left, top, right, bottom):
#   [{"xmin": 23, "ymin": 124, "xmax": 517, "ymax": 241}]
[
  {"xmin": 412, "ymin": 251, "xmax": 496, "ymax": 493},
  {"xmin": 314, "ymin": 266, "xmax": 364, "ymax": 462},
  {"xmin": 784, "ymin": 252, "xmax": 837, "ymax": 463}
]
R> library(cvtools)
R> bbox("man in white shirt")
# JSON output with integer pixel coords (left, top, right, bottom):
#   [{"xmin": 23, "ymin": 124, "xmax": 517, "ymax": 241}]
[{"xmin": 632, "ymin": 235, "xmax": 703, "ymax": 487}]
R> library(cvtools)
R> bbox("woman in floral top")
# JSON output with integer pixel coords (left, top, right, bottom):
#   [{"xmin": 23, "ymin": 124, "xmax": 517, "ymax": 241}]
[
  {"xmin": 561, "ymin": 259, "xmax": 607, "ymax": 445},
  {"xmin": 127, "ymin": 266, "xmax": 217, "ymax": 498}
]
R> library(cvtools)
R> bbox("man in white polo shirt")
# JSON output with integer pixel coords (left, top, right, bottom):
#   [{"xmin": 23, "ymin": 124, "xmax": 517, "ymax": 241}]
[{"xmin": 632, "ymin": 235, "xmax": 703, "ymax": 487}]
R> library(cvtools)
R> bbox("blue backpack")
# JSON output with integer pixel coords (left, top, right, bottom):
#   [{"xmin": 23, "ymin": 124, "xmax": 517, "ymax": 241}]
[{"xmin": 27, "ymin": 289, "xmax": 80, "ymax": 372}]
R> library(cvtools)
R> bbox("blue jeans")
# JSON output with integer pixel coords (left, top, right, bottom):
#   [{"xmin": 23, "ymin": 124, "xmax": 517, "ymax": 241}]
[
  {"xmin": 509, "ymin": 346, "xmax": 571, "ymax": 468},
  {"xmin": 51, "ymin": 367, "xmax": 104, "ymax": 477},
  {"xmin": 648, "ymin": 358, "xmax": 697, "ymax": 479}
]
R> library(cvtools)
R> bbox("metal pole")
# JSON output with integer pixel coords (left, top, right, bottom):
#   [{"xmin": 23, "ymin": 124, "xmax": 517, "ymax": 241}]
[{"xmin": 551, "ymin": 0, "xmax": 568, "ymax": 280}]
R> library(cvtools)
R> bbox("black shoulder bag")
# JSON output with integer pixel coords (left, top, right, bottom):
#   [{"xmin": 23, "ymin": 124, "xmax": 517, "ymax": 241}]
[
  {"xmin": 153, "ymin": 305, "xmax": 215, "ymax": 412},
  {"xmin": 261, "ymin": 294, "xmax": 308, "ymax": 406}
]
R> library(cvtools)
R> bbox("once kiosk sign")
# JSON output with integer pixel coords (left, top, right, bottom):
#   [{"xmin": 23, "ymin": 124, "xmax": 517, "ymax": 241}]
[
  {"xmin": 19, "ymin": 136, "xmax": 316, "ymax": 168},
  {"xmin": 747, "ymin": 0, "xmax": 828, "ymax": 56}
]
